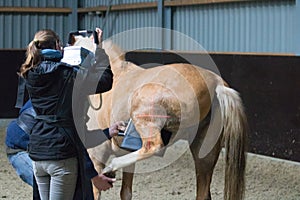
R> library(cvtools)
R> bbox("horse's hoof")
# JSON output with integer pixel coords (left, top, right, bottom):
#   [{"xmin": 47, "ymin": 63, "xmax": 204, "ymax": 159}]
[
  {"xmin": 104, "ymin": 171, "xmax": 116, "ymax": 179},
  {"xmin": 102, "ymin": 166, "xmax": 114, "ymax": 176}
]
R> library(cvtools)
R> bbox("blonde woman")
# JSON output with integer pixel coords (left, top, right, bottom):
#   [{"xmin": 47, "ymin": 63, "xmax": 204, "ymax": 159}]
[{"xmin": 18, "ymin": 28, "xmax": 120, "ymax": 200}]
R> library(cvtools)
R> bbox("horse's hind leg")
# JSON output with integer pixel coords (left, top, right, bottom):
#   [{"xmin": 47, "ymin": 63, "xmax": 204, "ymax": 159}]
[{"xmin": 190, "ymin": 123, "xmax": 222, "ymax": 200}]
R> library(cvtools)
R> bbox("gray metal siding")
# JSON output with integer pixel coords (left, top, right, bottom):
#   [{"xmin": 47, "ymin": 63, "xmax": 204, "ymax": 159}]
[
  {"xmin": 0, "ymin": 0, "xmax": 72, "ymax": 49},
  {"xmin": 0, "ymin": 13, "xmax": 71, "ymax": 48},
  {"xmin": 0, "ymin": 0, "xmax": 69, "ymax": 7},
  {"xmin": 0, "ymin": 0, "xmax": 299, "ymax": 54},
  {"xmin": 172, "ymin": 1, "xmax": 295, "ymax": 53},
  {"xmin": 79, "ymin": 0, "xmax": 155, "ymax": 7},
  {"xmin": 79, "ymin": 8, "xmax": 158, "ymax": 40}
]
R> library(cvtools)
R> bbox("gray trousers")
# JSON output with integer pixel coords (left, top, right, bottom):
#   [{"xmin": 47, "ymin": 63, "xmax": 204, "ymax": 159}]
[{"xmin": 33, "ymin": 157, "xmax": 78, "ymax": 200}]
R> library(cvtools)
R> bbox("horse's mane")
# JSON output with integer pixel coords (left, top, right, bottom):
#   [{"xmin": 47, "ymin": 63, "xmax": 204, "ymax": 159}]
[{"xmin": 102, "ymin": 40, "xmax": 125, "ymax": 62}]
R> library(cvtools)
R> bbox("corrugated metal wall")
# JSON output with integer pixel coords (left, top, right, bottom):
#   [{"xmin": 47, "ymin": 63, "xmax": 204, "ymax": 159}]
[
  {"xmin": 1, "ymin": 0, "xmax": 299, "ymax": 54},
  {"xmin": 78, "ymin": 0, "xmax": 298, "ymax": 54},
  {"xmin": 0, "ymin": 0, "xmax": 72, "ymax": 49},
  {"xmin": 78, "ymin": 0, "xmax": 157, "ymax": 41},
  {"xmin": 79, "ymin": 9, "xmax": 158, "ymax": 40},
  {"xmin": 79, "ymin": 0, "xmax": 153, "ymax": 7},
  {"xmin": 172, "ymin": 0, "xmax": 295, "ymax": 53}
]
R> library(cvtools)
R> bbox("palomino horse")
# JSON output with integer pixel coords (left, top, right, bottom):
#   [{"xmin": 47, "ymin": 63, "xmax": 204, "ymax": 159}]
[{"xmin": 72, "ymin": 35, "xmax": 248, "ymax": 200}]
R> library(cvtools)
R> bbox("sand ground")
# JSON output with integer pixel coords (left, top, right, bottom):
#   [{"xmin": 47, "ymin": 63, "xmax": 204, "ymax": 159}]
[{"xmin": 0, "ymin": 125, "xmax": 299, "ymax": 200}]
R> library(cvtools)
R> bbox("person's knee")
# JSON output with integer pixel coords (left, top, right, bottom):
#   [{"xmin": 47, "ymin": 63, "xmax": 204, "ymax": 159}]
[{"xmin": 9, "ymin": 152, "xmax": 34, "ymax": 186}]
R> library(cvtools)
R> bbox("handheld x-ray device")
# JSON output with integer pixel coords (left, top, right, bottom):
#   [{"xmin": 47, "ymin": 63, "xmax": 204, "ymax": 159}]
[{"xmin": 61, "ymin": 30, "xmax": 98, "ymax": 67}]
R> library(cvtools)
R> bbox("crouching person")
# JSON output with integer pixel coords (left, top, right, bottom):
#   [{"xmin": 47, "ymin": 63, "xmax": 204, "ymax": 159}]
[{"xmin": 5, "ymin": 100, "xmax": 41, "ymax": 199}]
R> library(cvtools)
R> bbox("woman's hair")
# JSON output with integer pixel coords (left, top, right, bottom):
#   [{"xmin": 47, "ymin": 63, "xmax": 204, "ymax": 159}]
[{"xmin": 19, "ymin": 29, "xmax": 60, "ymax": 77}]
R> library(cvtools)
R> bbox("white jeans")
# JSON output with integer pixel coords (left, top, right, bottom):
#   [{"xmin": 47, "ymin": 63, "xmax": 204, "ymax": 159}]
[{"xmin": 33, "ymin": 157, "xmax": 78, "ymax": 200}]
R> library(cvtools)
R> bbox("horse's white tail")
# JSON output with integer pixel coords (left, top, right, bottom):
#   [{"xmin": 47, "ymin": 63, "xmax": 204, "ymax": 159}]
[{"xmin": 216, "ymin": 85, "xmax": 248, "ymax": 200}]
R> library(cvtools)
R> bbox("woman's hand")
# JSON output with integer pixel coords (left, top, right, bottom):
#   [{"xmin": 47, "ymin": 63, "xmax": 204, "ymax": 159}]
[
  {"xmin": 91, "ymin": 174, "xmax": 116, "ymax": 191},
  {"xmin": 95, "ymin": 27, "xmax": 103, "ymax": 48},
  {"xmin": 109, "ymin": 121, "xmax": 126, "ymax": 138}
]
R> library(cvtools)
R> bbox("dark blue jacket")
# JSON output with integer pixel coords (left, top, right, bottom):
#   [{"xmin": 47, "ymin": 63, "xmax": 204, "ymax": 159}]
[
  {"xmin": 25, "ymin": 48, "xmax": 112, "ymax": 161},
  {"xmin": 21, "ymin": 47, "xmax": 113, "ymax": 200}
]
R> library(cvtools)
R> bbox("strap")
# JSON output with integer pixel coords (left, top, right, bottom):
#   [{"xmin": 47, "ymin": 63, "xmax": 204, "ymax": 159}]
[
  {"xmin": 15, "ymin": 76, "xmax": 26, "ymax": 108},
  {"xmin": 16, "ymin": 107, "xmax": 37, "ymax": 134},
  {"xmin": 16, "ymin": 118, "xmax": 32, "ymax": 135}
]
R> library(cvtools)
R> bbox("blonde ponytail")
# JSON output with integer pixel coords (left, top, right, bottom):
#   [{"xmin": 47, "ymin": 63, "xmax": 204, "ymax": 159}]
[
  {"xmin": 19, "ymin": 29, "xmax": 60, "ymax": 77},
  {"xmin": 19, "ymin": 40, "xmax": 41, "ymax": 77}
]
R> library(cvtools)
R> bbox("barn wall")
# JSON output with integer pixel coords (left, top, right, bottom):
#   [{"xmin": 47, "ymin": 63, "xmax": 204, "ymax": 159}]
[
  {"xmin": 78, "ymin": 8, "xmax": 158, "ymax": 41},
  {"xmin": 78, "ymin": 0, "xmax": 299, "ymax": 54},
  {"xmin": 0, "ymin": 50, "xmax": 25, "ymax": 118},
  {"xmin": 0, "ymin": 0, "xmax": 74, "ymax": 49},
  {"xmin": 172, "ymin": 0, "xmax": 295, "ymax": 52},
  {"xmin": 1, "ymin": 0, "xmax": 299, "ymax": 54}
]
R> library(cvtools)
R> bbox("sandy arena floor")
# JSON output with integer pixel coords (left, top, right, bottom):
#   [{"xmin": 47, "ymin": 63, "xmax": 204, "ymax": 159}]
[{"xmin": 0, "ymin": 125, "xmax": 299, "ymax": 200}]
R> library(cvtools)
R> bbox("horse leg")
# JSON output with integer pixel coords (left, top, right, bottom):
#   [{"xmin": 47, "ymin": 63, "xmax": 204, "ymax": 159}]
[
  {"xmin": 120, "ymin": 165, "xmax": 135, "ymax": 200},
  {"xmin": 190, "ymin": 123, "xmax": 222, "ymax": 200},
  {"xmin": 89, "ymin": 143, "xmax": 135, "ymax": 200},
  {"xmin": 102, "ymin": 83, "xmax": 178, "ymax": 176},
  {"xmin": 102, "ymin": 126, "xmax": 163, "ymax": 173}
]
